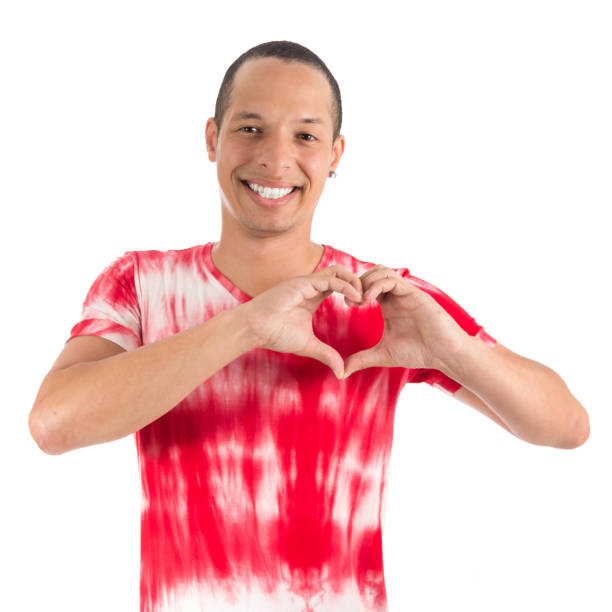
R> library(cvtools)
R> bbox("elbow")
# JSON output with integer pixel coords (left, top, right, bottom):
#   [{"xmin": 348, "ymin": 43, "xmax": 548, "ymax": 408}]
[
  {"xmin": 523, "ymin": 403, "xmax": 590, "ymax": 450},
  {"xmin": 28, "ymin": 404, "xmax": 66, "ymax": 456},
  {"xmin": 561, "ymin": 400, "xmax": 590, "ymax": 449},
  {"xmin": 569, "ymin": 409, "xmax": 590, "ymax": 449},
  {"xmin": 28, "ymin": 410, "xmax": 50, "ymax": 454},
  {"xmin": 552, "ymin": 405, "xmax": 590, "ymax": 450}
]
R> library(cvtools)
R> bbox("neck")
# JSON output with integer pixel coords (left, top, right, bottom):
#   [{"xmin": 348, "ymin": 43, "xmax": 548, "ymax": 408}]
[{"xmin": 211, "ymin": 226, "xmax": 325, "ymax": 298}]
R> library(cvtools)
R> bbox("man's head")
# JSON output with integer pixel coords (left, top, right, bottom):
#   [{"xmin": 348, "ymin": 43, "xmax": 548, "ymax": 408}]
[
  {"xmin": 204, "ymin": 41, "xmax": 345, "ymax": 238},
  {"xmin": 214, "ymin": 41, "xmax": 342, "ymax": 146}
]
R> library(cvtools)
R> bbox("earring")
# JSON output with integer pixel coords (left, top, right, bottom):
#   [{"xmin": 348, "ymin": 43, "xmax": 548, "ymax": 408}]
[{"xmin": 329, "ymin": 170, "xmax": 337, "ymax": 178}]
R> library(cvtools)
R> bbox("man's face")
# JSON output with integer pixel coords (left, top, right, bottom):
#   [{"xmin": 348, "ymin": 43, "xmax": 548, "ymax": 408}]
[{"xmin": 205, "ymin": 57, "xmax": 345, "ymax": 237}]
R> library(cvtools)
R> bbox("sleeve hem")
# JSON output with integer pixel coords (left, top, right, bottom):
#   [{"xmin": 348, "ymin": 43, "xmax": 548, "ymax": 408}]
[
  {"xmin": 66, "ymin": 318, "xmax": 141, "ymax": 352},
  {"xmin": 476, "ymin": 327, "xmax": 497, "ymax": 346}
]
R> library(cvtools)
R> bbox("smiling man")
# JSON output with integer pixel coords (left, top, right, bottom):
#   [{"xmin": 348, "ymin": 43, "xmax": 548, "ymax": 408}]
[
  {"xmin": 207, "ymin": 53, "xmax": 345, "ymax": 297},
  {"xmin": 29, "ymin": 41, "xmax": 589, "ymax": 612}
]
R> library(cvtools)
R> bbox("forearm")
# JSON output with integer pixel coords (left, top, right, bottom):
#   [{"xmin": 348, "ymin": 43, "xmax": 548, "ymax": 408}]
[
  {"xmin": 35, "ymin": 304, "xmax": 259, "ymax": 455},
  {"xmin": 437, "ymin": 336, "xmax": 589, "ymax": 448}
]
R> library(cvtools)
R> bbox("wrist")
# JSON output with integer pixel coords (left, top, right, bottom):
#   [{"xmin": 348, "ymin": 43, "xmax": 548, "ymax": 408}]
[
  {"xmin": 228, "ymin": 301, "xmax": 266, "ymax": 353},
  {"xmin": 432, "ymin": 333, "xmax": 481, "ymax": 383}
]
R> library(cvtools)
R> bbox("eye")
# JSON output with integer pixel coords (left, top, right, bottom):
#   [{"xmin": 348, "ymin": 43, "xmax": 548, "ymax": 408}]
[
  {"xmin": 239, "ymin": 126, "xmax": 259, "ymax": 133},
  {"xmin": 299, "ymin": 133, "xmax": 316, "ymax": 141}
]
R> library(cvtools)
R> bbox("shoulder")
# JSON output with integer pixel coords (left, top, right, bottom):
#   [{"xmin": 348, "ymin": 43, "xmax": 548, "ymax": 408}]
[{"xmin": 126, "ymin": 243, "xmax": 206, "ymax": 271}]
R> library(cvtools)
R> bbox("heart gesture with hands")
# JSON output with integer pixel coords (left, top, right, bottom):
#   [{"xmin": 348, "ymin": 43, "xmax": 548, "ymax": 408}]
[
  {"xmin": 242, "ymin": 264, "xmax": 363, "ymax": 379},
  {"xmin": 242, "ymin": 262, "xmax": 469, "ymax": 380},
  {"xmin": 342, "ymin": 264, "xmax": 470, "ymax": 378}
]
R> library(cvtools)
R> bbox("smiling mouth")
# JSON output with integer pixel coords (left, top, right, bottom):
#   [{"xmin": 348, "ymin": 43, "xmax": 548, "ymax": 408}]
[
  {"xmin": 240, "ymin": 180, "xmax": 301, "ymax": 198},
  {"xmin": 239, "ymin": 179, "xmax": 302, "ymax": 207}
]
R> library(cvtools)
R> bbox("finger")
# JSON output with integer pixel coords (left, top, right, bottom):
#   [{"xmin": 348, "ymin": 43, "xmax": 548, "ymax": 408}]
[
  {"xmin": 344, "ymin": 295, "xmax": 362, "ymax": 307},
  {"xmin": 343, "ymin": 345, "xmax": 389, "ymax": 378},
  {"xmin": 345, "ymin": 267, "xmax": 394, "ymax": 306},
  {"xmin": 361, "ymin": 267, "xmax": 399, "ymax": 290},
  {"xmin": 299, "ymin": 335, "xmax": 345, "ymax": 379},
  {"xmin": 362, "ymin": 276, "xmax": 407, "ymax": 302},
  {"xmin": 318, "ymin": 264, "xmax": 363, "ymax": 295},
  {"xmin": 358, "ymin": 264, "xmax": 386, "ymax": 284},
  {"xmin": 311, "ymin": 275, "xmax": 363, "ymax": 303}
]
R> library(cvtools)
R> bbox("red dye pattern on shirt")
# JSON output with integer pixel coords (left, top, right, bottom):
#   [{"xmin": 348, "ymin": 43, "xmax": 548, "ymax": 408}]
[{"xmin": 66, "ymin": 242, "xmax": 496, "ymax": 612}]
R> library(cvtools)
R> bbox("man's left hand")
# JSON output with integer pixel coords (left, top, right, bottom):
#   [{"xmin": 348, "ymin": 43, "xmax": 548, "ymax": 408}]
[{"xmin": 343, "ymin": 265, "xmax": 469, "ymax": 378}]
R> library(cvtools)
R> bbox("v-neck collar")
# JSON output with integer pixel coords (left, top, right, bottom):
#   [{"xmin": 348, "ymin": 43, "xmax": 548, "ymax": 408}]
[{"xmin": 202, "ymin": 241, "xmax": 333, "ymax": 303}]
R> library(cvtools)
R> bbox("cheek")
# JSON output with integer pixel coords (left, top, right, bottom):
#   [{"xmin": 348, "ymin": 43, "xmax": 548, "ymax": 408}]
[
  {"xmin": 218, "ymin": 149, "xmax": 247, "ymax": 180},
  {"xmin": 303, "ymin": 151, "xmax": 330, "ymax": 179}
]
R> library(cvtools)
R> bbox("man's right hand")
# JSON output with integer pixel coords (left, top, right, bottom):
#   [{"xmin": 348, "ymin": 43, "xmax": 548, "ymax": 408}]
[{"xmin": 241, "ymin": 265, "xmax": 364, "ymax": 379}]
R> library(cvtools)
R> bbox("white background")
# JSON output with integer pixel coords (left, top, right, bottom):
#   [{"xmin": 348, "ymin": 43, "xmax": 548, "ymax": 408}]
[{"xmin": 2, "ymin": 0, "xmax": 610, "ymax": 610}]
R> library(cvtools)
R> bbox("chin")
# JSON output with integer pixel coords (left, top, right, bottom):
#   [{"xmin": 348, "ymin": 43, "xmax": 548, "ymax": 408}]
[{"xmin": 241, "ymin": 216, "xmax": 296, "ymax": 236}]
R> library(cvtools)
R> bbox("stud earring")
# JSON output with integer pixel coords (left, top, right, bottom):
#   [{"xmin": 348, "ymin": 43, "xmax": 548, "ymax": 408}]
[{"xmin": 329, "ymin": 170, "xmax": 337, "ymax": 178}]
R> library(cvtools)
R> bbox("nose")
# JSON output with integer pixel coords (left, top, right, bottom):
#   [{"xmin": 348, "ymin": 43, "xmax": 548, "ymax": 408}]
[{"xmin": 256, "ymin": 128, "xmax": 293, "ymax": 175}]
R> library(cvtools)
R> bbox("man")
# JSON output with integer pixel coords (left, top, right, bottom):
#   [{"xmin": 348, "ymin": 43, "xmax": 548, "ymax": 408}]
[{"xmin": 29, "ymin": 41, "xmax": 589, "ymax": 612}]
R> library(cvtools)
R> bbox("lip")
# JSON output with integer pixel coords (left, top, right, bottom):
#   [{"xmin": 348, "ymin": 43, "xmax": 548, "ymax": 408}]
[
  {"xmin": 241, "ymin": 180, "xmax": 299, "ymax": 208},
  {"xmin": 241, "ymin": 178, "xmax": 300, "ymax": 189}
]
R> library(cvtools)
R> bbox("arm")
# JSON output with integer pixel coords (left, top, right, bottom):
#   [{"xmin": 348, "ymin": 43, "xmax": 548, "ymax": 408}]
[
  {"xmin": 438, "ymin": 340, "xmax": 590, "ymax": 449},
  {"xmin": 453, "ymin": 384, "xmax": 515, "ymax": 435},
  {"xmin": 29, "ymin": 264, "xmax": 363, "ymax": 456},
  {"xmin": 29, "ymin": 304, "xmax": 257, "ymax": 455},
  {"xmin": 341, "ymin": 265, "xmax": 589, "ymax": 450}
]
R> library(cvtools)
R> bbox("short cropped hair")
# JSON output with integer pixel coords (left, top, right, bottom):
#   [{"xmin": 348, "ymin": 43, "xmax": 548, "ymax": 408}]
[{"xmin": 214, "ymin": 40, "xmax": 342, "ymax": 144}]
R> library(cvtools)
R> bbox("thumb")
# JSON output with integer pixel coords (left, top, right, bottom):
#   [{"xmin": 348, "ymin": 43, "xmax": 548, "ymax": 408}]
[
  {"xmin": 343, "ymin": 345, "xmax": 387, "ymax": 378},
  {"xmin": 300, "ymin": 336, "xmax": 345, "ymax": 380}
]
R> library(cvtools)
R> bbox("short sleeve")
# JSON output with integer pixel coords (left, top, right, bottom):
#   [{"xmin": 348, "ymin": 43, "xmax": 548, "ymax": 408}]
[
  {"xmin": 396, "ymin": 267, "xmax": 497, "ymax": 395},
  {"xmin": 65, "ymin": 251, "xmax": 143, "ymax": 352}
]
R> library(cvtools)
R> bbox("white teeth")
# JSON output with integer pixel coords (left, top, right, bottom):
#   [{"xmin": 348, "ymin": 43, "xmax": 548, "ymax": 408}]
[{"xmin": 247, "ymin": 182, "xmax": 294, "ymax": 199}]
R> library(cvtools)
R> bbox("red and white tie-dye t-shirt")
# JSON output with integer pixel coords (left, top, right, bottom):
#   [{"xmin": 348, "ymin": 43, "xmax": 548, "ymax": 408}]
[{"xmin": 66, "ymin": 242, "xmax": 496, "ymax": 612}]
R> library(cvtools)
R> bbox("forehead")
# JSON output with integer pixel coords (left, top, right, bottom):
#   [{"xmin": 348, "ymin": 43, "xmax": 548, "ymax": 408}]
[{"xmin": 228, "ymin": 57, "xmax": 333, "ymax": 126}]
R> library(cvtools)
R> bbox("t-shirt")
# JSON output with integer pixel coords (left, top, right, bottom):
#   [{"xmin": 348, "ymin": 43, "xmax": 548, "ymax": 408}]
[{"xmin": 66, "ymin": 242, "xmax": 496, "ymax": 612}]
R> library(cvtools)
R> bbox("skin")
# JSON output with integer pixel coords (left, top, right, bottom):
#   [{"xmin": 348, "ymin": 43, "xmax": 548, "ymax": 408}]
[
  {"xmin": 204, "ymin": 57, "xmax": 345, "ymax": 298},
  {"xmin": 28, "ymin": 53, "xmax": 589, "ymax": 455},
  {"xmin": 202, "ymin": 56, "xmax": 590, "ymax": 448}
]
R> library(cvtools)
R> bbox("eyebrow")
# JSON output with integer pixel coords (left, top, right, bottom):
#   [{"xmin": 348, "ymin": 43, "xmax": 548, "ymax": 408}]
[{"xmin": 232, "ymin": 111, "xmax": 324, "ymax": 125}]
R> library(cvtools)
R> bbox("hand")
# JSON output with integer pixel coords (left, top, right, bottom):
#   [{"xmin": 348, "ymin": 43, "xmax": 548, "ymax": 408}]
[
  {"xmin": 343, "ymin": 265, "xmax": 469, "ymax": 377},
  {"xmin": 242, "ymin": 265, "xmax": 363, "ymax": 379}
]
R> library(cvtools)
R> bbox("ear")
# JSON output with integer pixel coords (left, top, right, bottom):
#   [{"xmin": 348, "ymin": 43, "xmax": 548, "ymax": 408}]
[
  {"xmin": 204, "ymin": 117, "xmax": 218, "ymax": 162},
  {"xmin": 330, "ymin": 134, "xmax": 345, "ymax": 172}
]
